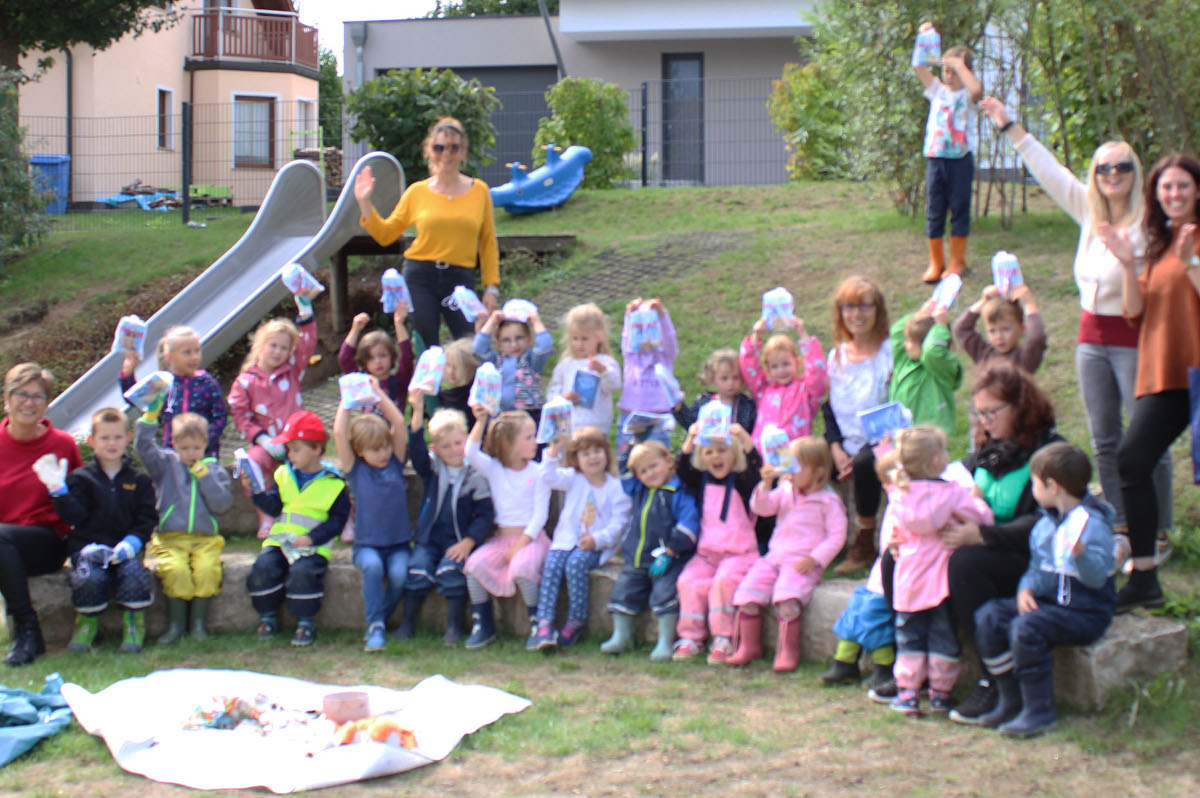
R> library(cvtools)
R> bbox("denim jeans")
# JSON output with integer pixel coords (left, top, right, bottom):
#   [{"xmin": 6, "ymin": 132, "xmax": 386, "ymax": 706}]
[
  {"xmin": 1075, "ymin": 343, "xmax": 1172, "ymax": 529},
  {"xmin": 353, "ymin": 544, "xmax": 411, "ymax": 627},
  {"xmin": 975, "ymin": 597, "xmax": 1111, "ymax": 679}
]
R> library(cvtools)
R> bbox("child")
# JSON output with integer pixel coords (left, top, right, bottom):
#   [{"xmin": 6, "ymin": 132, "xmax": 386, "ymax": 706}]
[
  {"xmin": 34, "ymin": 408, "xmax": 157, "ymax": 653},
  {"xmin": 617, "ymin": 297, "xmax": 678, "ymax": 458},
  {"xmin": 228, "ymin": 289, "xmax": 320, "ymax": 538},
  {"xmin": 728, "ymin": 437, "xmax": 847, "ymax": 672},
  {"xmin": 672, "ymin": 422, "xmax": 761, "ymax": 664},
  {"xmin": 820, "ymin": 449, "xmax": 900, "ymax": 695},
  {"xmin": 399, "ymin": 392, "xmax": 494, "ymax": 644},
  {"xmin": 913, "ymin": 26, "xmax": 983, "ymax": 283},
  {"xmin": 333, "ymin": 381, "xmax": 410, "ymax": 652},
  {"xmin": 244, "ymin": 410, "xmax": 350, "ymax": 648},
  {"xmin": 462, "ymin": 407, "xmax": 551, "ymax": 649},
  {"xmin": 890, "ymin": 301, "xmax": 963, "ymax": 438},
  {"xmin": 739, "ymin": 315, "xmax": 828, "ymax": 448},
  {"xmin": 120, "ymin": 325, "xmax": 227, "ymax": 458},
  {"xmin": 602, "ymin": 440, "xmax": 698, "ymax": 661},
  {"xmin": 672, "ymin": 348, "xmax": 756, "ymax": 435},
  {"xmin": 974, "ymin": 442, "xmax": 1115, "ymax": 737},
  {"xmin": 886, "ymin": 426, "xmax": 993, "ymax": 715},
  {"xmin": 338, "ymin": 307, "xmax": 416, "ymax": 412},
  {"xmin": 952, "ymin": 284, "xmax": 1048, "ymax": 373},
  {"xmin": 534, "ymin": 426, "xmax": 631, "ymax": 650},
  {"xmin": 135, "ymin": 404, "xmax": 233, "ymax": 645},
  {"xmin": 437, "ymin": 337, "xmax": 481, "ymax": 419},
  {"xmin": 547, "ymin": 303, "xmax": 622, "ymax": 436},
  {"xmin": 473, "ymin": 308, "xmax": 554, "ymax": 420}
]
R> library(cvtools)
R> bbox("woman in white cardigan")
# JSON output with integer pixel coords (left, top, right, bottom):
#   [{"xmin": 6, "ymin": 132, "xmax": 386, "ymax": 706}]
[{"xmin": 979, "ymin": 97, "xmax": 1171, "ymax": 560}]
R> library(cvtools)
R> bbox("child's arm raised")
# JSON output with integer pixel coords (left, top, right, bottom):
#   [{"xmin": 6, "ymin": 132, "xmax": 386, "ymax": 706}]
[
  {"xmin": 952, "ymin": 286, "xmax": 996, "ymax": 363},
  {"xmin": 749, "ymin": 464, "xmax": 781, "ymax": 518},
  {"xmin": 912, "ymin": 22, "xmax": 937, "ymax": 90},
  {"xmin": 333, "ymin": 400, "xmax": 356, "ymax": 472},
  {"xmin": 464, "ymin": 403, "xmax": 496, "ymax": 472},
  {"xmin": 797, "ymin": 329, "xmax": 829, "ymax": 406},
  {"xmin": 340, "ymin": 312, "xmax": 370, "ymax": 372},
  {"xmin": 942, "ymin": 53, "xmax": 982, "ymax": 102},
  {"xmin": 472, "ymin": 311, "xmax": 502, "ymax": 362},
  {"xmin": 738, "ymin": 327, "xmax": 768, "ymax": 399},
  {"xmin": 1010, "ymin": 285, "xmax": 1049, "ymax": 372},
  {"xmin": 918, "ymin": 308, "xmax": 963, "ymax": 388},
  {"xmin": 528, "ymin": 310, "xmax": 555, "ymax": 370},
  {"xmin": 648, "ymin": 299, "xmax": 678, "ymax": 364}
]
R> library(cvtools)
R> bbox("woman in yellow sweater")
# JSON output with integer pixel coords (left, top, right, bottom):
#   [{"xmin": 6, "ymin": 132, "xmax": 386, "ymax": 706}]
[{"xmin": 354, "ymin": 117, "xmax": 500, "ymax": 348}]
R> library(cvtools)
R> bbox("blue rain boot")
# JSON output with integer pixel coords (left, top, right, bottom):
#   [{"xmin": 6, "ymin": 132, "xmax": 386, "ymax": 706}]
[
  {"xmin": 999, "ymin": 671, "xmax": 1058, "ymax": 738},
  {"xmin": 465, "ymin": 600, "xmax": 496, "ymax": 650}
]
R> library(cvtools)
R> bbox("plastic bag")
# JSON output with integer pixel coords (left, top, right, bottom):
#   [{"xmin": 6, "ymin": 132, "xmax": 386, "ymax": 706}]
[
  {"xmin": 280, "ymin": 262, "xmax": 324, "ymax": 296},
  {"xmin": 536, "ymin": 397, "xmax": 573, "ymax": 443},
  {"xmin": 123, "ymin": 370, "xmax": 174, "ymax": 411},
  {"xmin": 760, "ymin": 423, "xmax": 798, "ymax": 474},
  {"xmin": 627, "ymin": 305, "xmax": 662, "ymax": 351},
  {"xmin": 469, "ymin": 362, "xmax": 502, "ymax": 416},
  {"xmin": 696, "ymin": 399, "xmax": 731, "ymax": 446},
  {"xmin": 930, "ymin": 273, "xmax": 962, "ymax": 311},
  {"xmin": 381, "ymin": 268, "xmax": 414, "ymax": 313},
  {"xmin": 654, "ymin": 363, "xmax": 684, "ymax": 406},
  {"xmin": 111, "ymin": 315, "xmax": 147, "ymax": 357},
  {"xmin": 501, "ymin": 298, "xmax": 537, "ymax": 323},
  {"xmin": 991, "ymin": 251, "xmax": 1024, "ymax": 297},
  {"xmin": 761, "ymin": 287, "xmax": 794, "ymax": 331},
  {"xmin": 408, "ymin": 347, "xmax": 445, "ymax": 395},
  {"xmin": 338, "ymin": 373, "xmax": 377, "ymax": 410},
  {"xmin": 912, "ymin": 24, "xmax": 941, "ymax": 67},
  {"xmin": 451, "ymin": 285, "xmax": 488, "ymax": 322}
]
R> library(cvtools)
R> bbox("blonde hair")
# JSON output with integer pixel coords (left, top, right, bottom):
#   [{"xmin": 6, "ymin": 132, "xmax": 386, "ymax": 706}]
[
  {"xmin": 701, "ymin": 349, "xmax": 739, "ymax": 386},
  {"xmin": 349, "ymin": 414, "xmax": 391, "ymax": 455},
  {"xmin": 90, "ymin": 407, "xmax": 127, "ymax": 435},
  {"xmin": 171, "ymin": 412, "xmax": 209, "ymax": 443},
  {"xmin": 627, "ymin": 439, "xmax": 672, "ymax": 476},
  {"xmin": 790, "ymin": 436, "xmax": 832, "ymax": 491},
  {"xmin": 442, "ymin": 337, "xmax": 479, "ymax": 389},
  {"xmin": 690, "ymin": 438, "xmax": 748, "ymax": 474},
  {"xmin": 761, "ymin": 334, "xmax": 799, "ymax": 365},
  {"xmin": 1085, "ymin": 141, "xmax": 1145, "ymax": 240},
  {"xmin": 157, "ymin": 326, "xmax": 201, "ymax": 371},
  {"xmin": 423, "ymin": 116, "xmax": 468, "ymax": 162},
  {"xmin": 242, "ymin": 319, "xmax": 300, "ymax": 373},
  {"xmin": 4, "ymin": 362, "xmax": 55, "ymax": 397},
  {"xmin": 874, "ymin": 447, "xmax": 902, "ymax": 487},
  {"xmin": 356, "ymin": 331, "xmax": 398, "ymax": 375},
  {"xmin": 565, "ymin": 426, "xmax": 617, "ymax": 476},
  {"xmin": 428, "ymin": 407, "xmax": 468, "ymax": 441},
  {"xmin": 561, "ymin": 303, "xmax": 613, "ymax": 357},
  {"xmin": 894, "ymin": 426, "xmax": 949, "ymax": 488},
  {"xmin": 484, "ymin": 410, "xmax": 534, "ymax": 467}
]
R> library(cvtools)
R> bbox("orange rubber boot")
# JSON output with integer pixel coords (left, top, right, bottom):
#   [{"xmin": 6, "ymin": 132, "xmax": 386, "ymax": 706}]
[
  {"xmin": 947, "ymin": 235, "xmax": 968, "ymax": 276},
  {"xmin": 923, "ymin": 237, "xmax": 946, "ymax": 284}
]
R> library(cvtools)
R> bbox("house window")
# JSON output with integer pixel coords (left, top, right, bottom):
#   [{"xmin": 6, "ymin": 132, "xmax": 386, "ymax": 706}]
[
  {"xmin": 296, "ymin": 99, "xmax": 316, "ymax": 149},
  {"xmin": 234, "ymin": 95, "xmax": 275, "ymax": 168},
  {"xmin": 157, "ymin": 88, "xmax": 173, "ymax": 149}
]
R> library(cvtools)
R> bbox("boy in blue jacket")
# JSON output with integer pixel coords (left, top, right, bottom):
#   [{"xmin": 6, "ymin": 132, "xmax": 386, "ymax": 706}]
[
  {"xmin": 973, "ymin": 442, "xmax": 1115, "ymax": 737},
  {"xmin": 602, "ymin": 439, "xmax": 699, "ymax": 661}
]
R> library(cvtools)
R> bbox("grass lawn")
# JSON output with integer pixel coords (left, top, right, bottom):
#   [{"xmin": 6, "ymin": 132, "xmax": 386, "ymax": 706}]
[{"xmin": 2, "ymin": 181, "xmax": 1199, "ymax": 794}]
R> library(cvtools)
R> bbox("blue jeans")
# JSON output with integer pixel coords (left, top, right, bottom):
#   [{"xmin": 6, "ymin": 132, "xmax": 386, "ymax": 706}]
[
  {"xmin": 1075, "ymin": 343, "xmax": 1172, "ymax": 529},
  {"xmin": 608, "ymin": 559, "xmax": 686, "ymax": 617},
  {"xmin": 537, "ymin": 547, "xmax": 601, "ymax": 625},
  {"xmin": 926, "ymin": 153, "xmax": 973, "ymax": 238},
  {"xmin": 975, "ymin": 597, "xmax": 1112, "ymax": 679},
  {"xmin": 353, "ymin": 544, "xmax": 410, "ymax": 627},
  {"xmin": 405, "ymin": 541, "xmax": 468, "ymax": 599}
]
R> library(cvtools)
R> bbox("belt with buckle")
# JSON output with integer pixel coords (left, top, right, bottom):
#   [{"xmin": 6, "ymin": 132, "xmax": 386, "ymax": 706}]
[{"xmin": 408, "ymin": 258, "xmax": 459, "ymax": 270}]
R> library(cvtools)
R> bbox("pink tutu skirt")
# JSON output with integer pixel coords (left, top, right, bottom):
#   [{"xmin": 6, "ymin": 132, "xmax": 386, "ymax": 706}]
[{"xmin": 464, "ymin": 530, "xmax": 551, "ymax": 597}]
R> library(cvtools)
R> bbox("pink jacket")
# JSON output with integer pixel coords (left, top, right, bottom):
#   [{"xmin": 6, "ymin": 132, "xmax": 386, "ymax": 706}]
[
  {"xmin": 739, "ymin": 334, "xmax": 829, "ymax": 447},
  {"xmin": 697, "ymin": 483, "xmax": 759, "ymax": 559},
  {"xmin": 227, "ymin": 318, "xmax": 318, "ymax": 444},
  {"xmin": 890, "ymin": 480, "xmax": 994, "ymax": 613},
  {"xmin": 750, "ymin": 483, "xmax": 847, "ymax": 566}
]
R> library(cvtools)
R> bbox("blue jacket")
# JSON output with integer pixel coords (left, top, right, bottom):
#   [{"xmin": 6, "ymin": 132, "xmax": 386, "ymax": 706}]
[
  {"xmin": 619, "ymin": 472, "xmax": 699, "ymax": 568},
  {"xmin": 409, "ymin": 425, "xmax": 494, "ymax": 546},
  {"xmin": 1017, "ymin": 493, "xmax": 1116, "ymax": 614}
]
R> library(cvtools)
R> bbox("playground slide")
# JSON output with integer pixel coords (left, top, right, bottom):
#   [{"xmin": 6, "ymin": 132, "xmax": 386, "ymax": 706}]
[{"xmin": 46, "ymin": 152, "xmax": 406, "ymax": 439}]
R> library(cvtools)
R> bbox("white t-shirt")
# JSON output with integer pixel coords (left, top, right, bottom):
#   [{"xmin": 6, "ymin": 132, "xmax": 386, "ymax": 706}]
[
  {"xmin": 923, "ymin": 80, "xmax": 977, "ymax": 158},
  {"xmin": 542, "ymin": 457, "xmax": 632, "ymax": 563},
  {"xmin": 465, "ymin": 439, "xmax": 550, "ymax": 538},
  {"xmin": 827, "ymin": 343, "xmax": 894, "ymax": 457}
]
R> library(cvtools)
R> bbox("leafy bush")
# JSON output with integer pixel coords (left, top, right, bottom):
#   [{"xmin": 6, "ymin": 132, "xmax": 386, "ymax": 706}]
[
  {"xmin": 533, "ymin": 77, "xmax": 635, "ymax": 189},
  {"xmin": 767, "ymin": 62, "xmax": 852, "ymax": 180},
  {"xmin": 346, "ymin": 68, "xmax": 500, "ymax": 182},
  {"xmin": 0, "ymin": 69, "xmax": 48, "ymax": 272}
]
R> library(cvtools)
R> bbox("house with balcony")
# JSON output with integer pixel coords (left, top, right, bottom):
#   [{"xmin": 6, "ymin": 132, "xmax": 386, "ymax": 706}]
[
  {"xmin": 343, "ymin": 0, "xmax": 814, "ymax": 186},
  {"xmin": 19, "ymin": 0, "xmax": 319, "ymax": 209}
]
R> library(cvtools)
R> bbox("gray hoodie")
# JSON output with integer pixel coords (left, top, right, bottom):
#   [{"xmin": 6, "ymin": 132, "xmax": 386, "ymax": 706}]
[{"xmin": 135, "ymin": 420, "xmax": 233, "ymax": 535}]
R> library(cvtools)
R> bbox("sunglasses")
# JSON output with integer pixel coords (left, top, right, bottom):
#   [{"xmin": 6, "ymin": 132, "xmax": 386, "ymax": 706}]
[
  {"xmin": 1095, "ymin": 161, "xmax": 1134, "ymax": 176},
  {"xmin": 431, "ymin": 142, "xmax": 461, "ymax": 155}
]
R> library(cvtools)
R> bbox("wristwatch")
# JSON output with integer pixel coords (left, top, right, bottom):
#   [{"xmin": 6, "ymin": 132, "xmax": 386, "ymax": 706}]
[{"xmin": 485, "ymin": 285, "xmax": 500, "ymax": 296}]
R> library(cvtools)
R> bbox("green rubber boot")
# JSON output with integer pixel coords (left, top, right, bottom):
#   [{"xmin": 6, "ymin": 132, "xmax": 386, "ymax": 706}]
[
  {"xmin": 120, "ymin": 610, "xmax": 146, "ymax": 653},
  {"xmin": 600, "ymin": 612, "xmax": 635, "ymax": 655},
  {"xmin": 68, "ymin": 614, "xmax": 99, "ymax": 653},
  {"xmin": 650, "ymin": 613, "xmax": 677, "ymax": 662},
  {"xmin": 157, "ymin": 598, "xmax": 189, "ymax": 645},
  {"xmin": 190, "ymin": 597, "xmax": 212, "ymax": 642}
]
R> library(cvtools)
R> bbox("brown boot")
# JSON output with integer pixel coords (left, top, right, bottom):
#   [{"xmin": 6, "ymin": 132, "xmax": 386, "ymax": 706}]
[
  {"xmin": 923, "ymin": 238, "xmax": 946, "ymax": 284},
  {"xmin": 772, "ymin": 614, "xmax": 803, "ymax": 673},
  {"xmin": 725, "ymin": 610, "xmax": 764, "ymax": 667},
  {"xmin": 834, "ymin": 520, "xmax": 878, "ymax": 575},
  {"xmin": 947, "ymin": 235, "xmax": 968, "ymax": 275}
]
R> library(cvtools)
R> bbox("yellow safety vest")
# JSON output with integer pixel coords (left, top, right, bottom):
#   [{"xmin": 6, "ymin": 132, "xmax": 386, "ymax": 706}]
[{"xmin": 262, "ymin": 463, "xmax": 345, "ymax": 561}]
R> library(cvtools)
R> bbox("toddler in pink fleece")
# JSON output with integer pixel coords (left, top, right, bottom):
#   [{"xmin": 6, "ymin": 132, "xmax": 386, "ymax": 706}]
[
  {"xmin": 727, "ymin": 436, "xmax": 847, "ymax": 672},
  {"xmin": 886, "ymin": 426, "xmax": 993, "ymax": 717},
  {"xmin": 738, "ymin": 314, "xmax": 828, "ymax": 449}
]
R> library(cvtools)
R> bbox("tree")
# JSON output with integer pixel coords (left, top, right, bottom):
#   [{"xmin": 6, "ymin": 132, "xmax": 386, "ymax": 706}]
[
  {"xmin": 532, "ymin": 77, "xmax": 634, "ymax": 189},
  {"xmin": 0, "ymin": 68, "xmax": 47, "ymax": 272},
  {"xmin": 318, "ymin": 47, "xmax": 343, "ymax": 147},
  {"xmin": 428, "ymin": 0, "xmax": 558, "ymax": 16}
]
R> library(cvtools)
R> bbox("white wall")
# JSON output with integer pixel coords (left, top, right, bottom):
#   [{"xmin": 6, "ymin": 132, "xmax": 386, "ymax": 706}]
[{"xmin": 560, "ymin": 0, "xmax": 813, "ymax": 41}]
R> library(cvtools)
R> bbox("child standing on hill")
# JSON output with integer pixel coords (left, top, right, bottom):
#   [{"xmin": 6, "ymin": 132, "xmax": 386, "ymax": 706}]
[
  {"xmin": 672, "ymin": 349, "xmax": 757, "ymax": 435},
  {"xmin": 617, "ymin": 298, "xmax": 678, "ymax": 458},
  {"xmin": 953, "ymin": 284, "xmax": 1048, "ymax": 373},
  {"xmin": 913, "ymin": 24, "xmax": 983, "ymax": 283},
  {"xmin": 547, "ymin": 303, "xmax": 622, "ymax": 436},
  {"xmin": 228, "ymin": 289, "xmax": 320, "ymax": 538},
  {"xmin": 333, "ymin": 381, "xmax": 411, "ymax": 653},
  {"xmin": 473, "ymin": 308, "xmax": 554, "ymax": 420},
  {"xmin": 135, "ymin": 403, "xmax": 233, "ymax": 645},
  {"xmin": 338, "ymin": 307, "xmax": 415, "ymax": 412},
  {"xmin": 120, "ymin": 325, "xmax": 227, "ymax": 458}
]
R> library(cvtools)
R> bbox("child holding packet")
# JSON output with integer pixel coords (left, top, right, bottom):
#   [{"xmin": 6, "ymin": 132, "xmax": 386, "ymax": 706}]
[
  {"xmin": 672, "ymin": 348, "xmax": 757, "ymax": 435},
  {"xmin": 727, "ymin": 437, "xmax": 847, "ymax": 672},
  {"xmin": 547, "ymin": 303, "xmax": 622, "ymax": 436},
  {"xmin": 436, "ymin": 338, "xmax": 481, "ymax": 418},
  {"xmin": 739, "ymin": 314, "xmax": 828, "ymax": 448},
  {"xmin": 120, "ymin": 325, "xmax": 227, "ymax": 458},
  {"xmin": 338, "ymin": 306, "xmax": 415, "ymax": 412},
  {"xmin": 952, "ymin": 283, "xmax": 1047, "ymax": 373},
  {"xmin": 890, "ymin": 300, "xmax": 963, "ymax": 438},
  {"xmin": 618, "ymin": 298, "xmax": 678, "ymax": 458},
  {"xmin": 533, "ymin": 427, "xmax": 631, "ymax": 649},
  {"xmin": 473, "ymin": 306, "xmax": 554, "ymax": 420},
  {"xmin": 974, "ymin": 443, "xmax": 1114, "ymax": 736}
]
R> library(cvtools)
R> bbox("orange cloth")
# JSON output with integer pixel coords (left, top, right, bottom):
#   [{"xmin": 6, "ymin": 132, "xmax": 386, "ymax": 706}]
[
  {"xmin": 1127, "ymin": 239, "xmax": 1200, "ymax": 396},
  {"xmin": 361, "ymin": 178, "xmax": 499, "ymax": 287}
]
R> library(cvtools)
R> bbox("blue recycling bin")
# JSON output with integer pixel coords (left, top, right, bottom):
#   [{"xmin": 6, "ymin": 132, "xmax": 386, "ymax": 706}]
[{"xmin": 29, "ymin": 154, "xmax": 71, "ymax": 215}]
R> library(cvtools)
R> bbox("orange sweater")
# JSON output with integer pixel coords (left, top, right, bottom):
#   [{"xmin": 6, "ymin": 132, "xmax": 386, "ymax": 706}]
[
  {"xmin": 1127, "ymin": 239, "xmax": 1200, "ymax": 397},
  {"xmin": 361, "ymin": 178, "xmax": 499, "ymax": 287}
]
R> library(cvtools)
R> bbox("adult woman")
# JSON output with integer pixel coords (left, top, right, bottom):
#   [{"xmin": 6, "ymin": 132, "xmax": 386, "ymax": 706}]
[
  {"xmin": 979, "ymin": 97, "xmax": 1171, "ymax": 555},
  {"xmin": 0, "ymin": 363, "xmax": 81, "ymax": 666},
  {"xmin": 1103, "ymin": 154, "xmax": 1200, "ymax": 611},
  {"xmin": 354, "ymin": 117, "xmax": 500, "ymax": 348}
]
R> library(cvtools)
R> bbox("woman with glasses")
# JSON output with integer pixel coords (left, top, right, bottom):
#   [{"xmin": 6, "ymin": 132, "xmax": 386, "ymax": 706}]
[
  {"xmin": 0, "ymin": 363, "xmax": 82, "ymax": 665},
  {"xmin": 354, "ymin": 116, "xmax": 500, "ymax": 349},
  {"xmin": 980, "ymin": 97, "xmax": 1171, "ymax": 570}
]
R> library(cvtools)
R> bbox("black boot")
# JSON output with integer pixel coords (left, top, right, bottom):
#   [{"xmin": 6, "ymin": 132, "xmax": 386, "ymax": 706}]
[
  {"xmin": 999, "ymin": 671, "xmax": 1058, "ymax": 737},
  {"xmin": 819, "ymin": 658, "xmax": 862, "ymax": 686},
  {"xmin": 394, "ymin": 593, "xmax": 426, "ymax": 640},
  {"xmin": 978, "ymin": 672, "xmax": 1021, "ymax": 728},
  {"xmin": 1115, "ymin": 568, "xmax": 1165, "ymax": 613},
  {"xmin": 4, "ymin": 614, "xmax": 44, "ymax": 667},
  {"xmin": 443, "ymin": 596, "xmax": 467, "ymax": 646}
]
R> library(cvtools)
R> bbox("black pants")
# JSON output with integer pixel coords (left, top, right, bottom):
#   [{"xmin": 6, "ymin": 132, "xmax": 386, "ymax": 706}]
[
  {"xmin": 1118, "ymin": 389, "xmax": 1188, "ymax": 559},
  {"xmin": 403, "ymin": 259, "xmax": 478, "ymax": 349},
  {"xmin": 0, "ymin": 524, "xmax": 65, "ymax": 623},
  {"xmin": 975, "ymin": 597, "xmax": 1111, "ymax": 679},
  {"xmin": 926, "ymin": 153, "xmax": 974, "ymax": 238},
  {"xmin": 246, "ymin": 547, "xmax": 330, "ymax": 620},
  {"xmin": 851, "ymin": 445, "xmax": 883, "ymax": 519}
]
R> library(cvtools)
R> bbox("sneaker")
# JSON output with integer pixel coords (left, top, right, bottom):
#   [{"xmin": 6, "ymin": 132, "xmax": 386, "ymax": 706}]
[
  {"xmin": 68, "ymin": 615, "xmax": 99, "ymax": 653},
  {"xmin": 364, "ymin": 623, "xmax": 386, "ymax": 653},
  {"xmin": 949, "ymin": 679, "xmax": 996, "ymax": 725},
  {"xmin": 706, "ymin": 636, "xmax": 733, "ymax": 666},
  {"xmin": 1112, "ymin": 533, "xmax": 1132, "ymax": 576},
  {"xmin": 557, "ymin": 620, "xmax": 584, "ymax": 648},
  {"xmin": 119, "ymin": 611, "xmax": 145, "ymax": 653},
  {"xmin": 534, "ymin": 620, "xmax": 557, "ymax": 651},
  {"xmin": 672, "ymin": 638, "xmax": 703, "ymax": 661},
  {"xmin": 291, "ymin": 623, "xmax": 316, "ymax": 647},
  {"xmin": 868, "ymin": 678, "xmax": 898, "ymax": 704},
  {"xmin": 256, "ymin": 617, "xmax": 278, "ymax": 640},
  {"xmin": 928, "ymin": 689, "xmax": 954, "ymax": 714},
  {"xmin": 890, "ymin": 688, "xmax": 921, "ymax": 716}
]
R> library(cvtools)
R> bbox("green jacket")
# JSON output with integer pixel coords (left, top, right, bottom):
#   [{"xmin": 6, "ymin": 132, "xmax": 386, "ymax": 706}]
[{"xmin": 889, "ymin": 313, "xmax": 962, "ymax": 436}]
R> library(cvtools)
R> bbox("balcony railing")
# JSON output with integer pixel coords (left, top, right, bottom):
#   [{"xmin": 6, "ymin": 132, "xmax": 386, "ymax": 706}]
[{"xmin": 192, "ymin": 8, "xmax": 318, "ymax": 71}]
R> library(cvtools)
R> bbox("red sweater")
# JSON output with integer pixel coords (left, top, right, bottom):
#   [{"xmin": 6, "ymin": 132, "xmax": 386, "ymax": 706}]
[{"xmin": 0, "ymin": 418, "xmax": 83, "ymax": 537}]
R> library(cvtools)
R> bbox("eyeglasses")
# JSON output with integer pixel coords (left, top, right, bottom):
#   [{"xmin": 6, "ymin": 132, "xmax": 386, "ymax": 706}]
[
  {"xmin": 431, "ymin": 143, "xmax": 461, "ymax": 155},
  {"xmin": 839, "ymin": 303, "xmax": 875, "ymax": 314},
  {"xmin": 9, "ymin": 390, "xmax": 49, "ymax": 404},
  {"xmin": 976, "ymin": 403, "xmax": 1010, "ymax": 421},
  {"xmin": 1096, "ymin": 161, "xmax": 1134, "ymax": 176}
]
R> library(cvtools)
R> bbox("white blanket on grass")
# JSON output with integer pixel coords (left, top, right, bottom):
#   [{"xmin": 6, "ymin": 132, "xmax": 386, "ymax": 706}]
[{"xmin": 61, "ymin": 669, "xmax": 530, "ymax": 793}]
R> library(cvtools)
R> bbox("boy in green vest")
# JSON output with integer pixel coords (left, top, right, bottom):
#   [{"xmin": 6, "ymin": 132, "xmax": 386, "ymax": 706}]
[{"xmin": 244, "ymin": 410, "xmax": 349, "ymax": 647}]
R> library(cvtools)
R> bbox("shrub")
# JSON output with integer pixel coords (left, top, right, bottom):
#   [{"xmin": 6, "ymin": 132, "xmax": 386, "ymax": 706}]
[
  {"xmin": 0, "ymin": 69, "xmax": 48, "ymax": 273},
  {"xmin": 533, "ymin": 77, "xmax": 634, "ymax": 189},
  {"xmin": 767, "ymin": 61, "xmax": 853, "ymax": 181},
  {"xmin": 346, "ymin": 68, "xmax": 500, "ymax": 182}
]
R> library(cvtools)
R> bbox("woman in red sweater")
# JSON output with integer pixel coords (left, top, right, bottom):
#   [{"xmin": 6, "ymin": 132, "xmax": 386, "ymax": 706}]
[{"xmin": 0, "ymin": 363, "xmax": 81, "ymax": 665}]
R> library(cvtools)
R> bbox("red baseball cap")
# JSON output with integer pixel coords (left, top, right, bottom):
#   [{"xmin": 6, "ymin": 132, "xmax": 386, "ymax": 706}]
[{"xmin": 270, "ymin": 410, "xmax": 326, "ymax": 445}]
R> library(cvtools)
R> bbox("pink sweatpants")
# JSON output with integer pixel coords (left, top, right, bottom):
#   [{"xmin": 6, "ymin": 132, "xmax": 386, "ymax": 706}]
[
  {"xmin": 733, "ymin": 553, "xmax": 824, "ymax": 608},
  {"xmin": 676, "ymin": 551, "xmax": 758, "ymax": 642}
]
